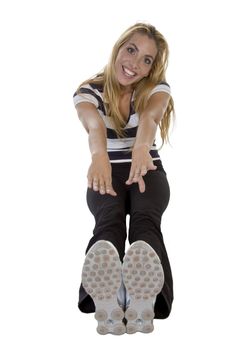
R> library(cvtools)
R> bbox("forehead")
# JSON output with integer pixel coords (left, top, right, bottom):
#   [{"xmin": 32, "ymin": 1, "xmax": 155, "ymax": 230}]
[{"xmin": 124, "ymin": 32, "xmax": 157, "ymax": 56}]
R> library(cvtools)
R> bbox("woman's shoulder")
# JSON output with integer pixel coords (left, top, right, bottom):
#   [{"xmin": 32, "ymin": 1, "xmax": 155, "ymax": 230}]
[
  {"xmin": 88, "ymin": 82, "xmax": 104, "ymax": 93},
  {"xmin": 75, "ymin": 81, "xmax": 103, "ymax": 95},
  {"xmin": 148, "ymin": 81, "xmax": 171, "ymax": 97},
  {"xmin": 158, "ymin": 80, "xmax": 170, "ymax": 87},
  {"xmin": 73, "ymin": 81, "xmax": 104, "ymax": 108}
]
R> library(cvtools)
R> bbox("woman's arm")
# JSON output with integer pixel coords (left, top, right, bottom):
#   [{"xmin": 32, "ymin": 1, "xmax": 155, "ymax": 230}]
[
  {"xmin": 76, "ymin": 102, "xmax": 117, "ymax": 196},
  {"xmin": 126, "ymin": 92, "xmax": 170, "ymax": 192}
]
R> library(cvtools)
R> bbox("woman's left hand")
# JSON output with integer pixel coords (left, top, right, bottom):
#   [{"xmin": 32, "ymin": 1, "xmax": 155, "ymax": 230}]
[{"xmin": 125, "ymin": 145, "xmax": 157, "ymax": 193}]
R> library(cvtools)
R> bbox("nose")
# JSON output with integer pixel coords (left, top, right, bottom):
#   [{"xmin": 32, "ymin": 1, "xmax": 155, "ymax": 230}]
[{"xmin": 130, "ymin": 56, "xmax": 140, "ymax": 71}]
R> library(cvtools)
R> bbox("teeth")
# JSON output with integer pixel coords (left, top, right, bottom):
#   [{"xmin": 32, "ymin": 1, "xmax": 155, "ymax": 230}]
[{"xmin": 123, "ymin": 66, "xmax": 136, "ymax": 77}]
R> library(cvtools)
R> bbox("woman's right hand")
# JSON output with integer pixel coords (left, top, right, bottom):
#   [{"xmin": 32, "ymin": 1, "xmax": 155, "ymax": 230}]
[{"xmin": 87, "ymin": 152, "xmax": 117, "ymax": 196}]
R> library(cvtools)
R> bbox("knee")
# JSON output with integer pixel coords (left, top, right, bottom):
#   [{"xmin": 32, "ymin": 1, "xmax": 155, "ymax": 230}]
[{"xmin": 130, "ymin": 209, "xmax": 161, "ymax": 227}]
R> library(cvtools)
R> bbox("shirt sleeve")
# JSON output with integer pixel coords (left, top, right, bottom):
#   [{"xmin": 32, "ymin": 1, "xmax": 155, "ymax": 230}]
[
  {"xmin": 73, "ymin": 84, "xmax": 99, "ymax": 108},
  {"xmin": 148, "ymin": 81, "xmax": 171, "ymax": 98}
]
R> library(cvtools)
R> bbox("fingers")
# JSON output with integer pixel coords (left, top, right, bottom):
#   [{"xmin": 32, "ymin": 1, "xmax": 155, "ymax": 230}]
[
  {"xmin": 126, "ymin": 164, "xmax": 157, "ymax": 185},
  {"xmin": 125, "ymin": 166, "xmax": 144, "ymax": 185},
  {"xmin": 126, "ymin": 174, "xmax": 145, "ymax": 193},
  {"xmin": 87, "ymin": 175, "xmax": 117, "ymax": 196},
  {"xmin": 87, "ymin": 161, "xmax": 157, "ymax": 195},
  {"xmin": 105, "ymin": 178, "xmax": 117, "ymax": 196},
  {"xmin": 125, "ymin": 162, "xmax": 157, "ymax": 194},
  {"xmin": 138, "ymin": 176, "xmax": 146, "ymax": 193},
  {"xmin": 126, "ymin": 173, "xmax": 145, "ymax": 192}
]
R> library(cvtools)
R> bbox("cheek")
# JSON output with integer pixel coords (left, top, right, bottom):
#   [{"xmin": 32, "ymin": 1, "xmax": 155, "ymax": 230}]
[
  {"xmin": 115, "ymin": 52, "xmax": 123, "ymax": 68},
  {"xmin": 142, "ymin": 66, "xmax": 152, "ymax": 77},
  {"xmin": 116, "ymin": 50, "xmax": 126, "ymax": 64}
]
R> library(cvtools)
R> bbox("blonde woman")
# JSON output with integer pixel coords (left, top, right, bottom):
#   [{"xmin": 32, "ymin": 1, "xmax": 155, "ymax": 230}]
[{"xmin": 73, "ymin": 23, "xmax": 174, "ymax": 335}]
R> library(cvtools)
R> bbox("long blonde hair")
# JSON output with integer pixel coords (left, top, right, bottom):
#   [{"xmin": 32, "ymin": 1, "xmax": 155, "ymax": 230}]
[{"xmin": 76, "ymin": 23, "xmax": 175, "ymax": 146}]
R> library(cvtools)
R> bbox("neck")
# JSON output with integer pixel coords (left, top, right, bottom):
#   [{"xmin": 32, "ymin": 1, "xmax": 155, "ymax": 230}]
[{"xmin": 119, "ymin": 85, "xmax": 133, "ymax": 96}]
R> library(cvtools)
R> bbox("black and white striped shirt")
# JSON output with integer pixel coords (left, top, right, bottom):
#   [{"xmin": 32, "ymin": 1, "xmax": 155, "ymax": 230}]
[{"xmin": 73, "ymin": 82, "xmax": 171, "ymax": 163}]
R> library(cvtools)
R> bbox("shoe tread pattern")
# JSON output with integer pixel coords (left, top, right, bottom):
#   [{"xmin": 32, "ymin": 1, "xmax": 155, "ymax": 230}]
[
  {"xmin": 82, "ymin": 240, "xmax": 125, "ymax": 335},
  {"xmin": 122, "ymin": 241, "xmax": 164, "ymax": 334}
]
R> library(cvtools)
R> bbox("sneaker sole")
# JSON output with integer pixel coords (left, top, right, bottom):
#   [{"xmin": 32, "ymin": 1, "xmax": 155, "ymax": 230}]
[
  {"xmin": 122, "ymin": 241, "xmax": 164, "ymax": 334},
  {"xmin": 81, "ymin": 240, "xmax": 125, "ymax": 335}
]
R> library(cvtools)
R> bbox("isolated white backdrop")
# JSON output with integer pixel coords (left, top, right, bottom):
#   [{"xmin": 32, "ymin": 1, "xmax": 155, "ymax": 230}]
[{"xmin": 0, "ymin": 0, "xmax": 233, "ymax": 349}]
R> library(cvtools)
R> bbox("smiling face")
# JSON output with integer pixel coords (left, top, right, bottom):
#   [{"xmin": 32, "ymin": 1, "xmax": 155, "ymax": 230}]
[{"xmin": 114, "ymin": 32, "xmax": 158, "ymax": 91}]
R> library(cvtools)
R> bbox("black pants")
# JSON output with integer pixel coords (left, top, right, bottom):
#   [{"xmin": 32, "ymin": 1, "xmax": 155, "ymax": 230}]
[{"xmin": 78, "ymin": 159, "xmax": 174, "ymax": 319}]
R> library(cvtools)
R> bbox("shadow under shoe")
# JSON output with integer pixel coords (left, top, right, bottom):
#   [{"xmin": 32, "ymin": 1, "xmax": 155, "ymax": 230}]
[
  {"xmin": 81, "ymin": 240, "xmax": 126, "ymax": 335},
  {"xmin": 122, "ymin": 240, "xmax": 165, "ymax": 334}
]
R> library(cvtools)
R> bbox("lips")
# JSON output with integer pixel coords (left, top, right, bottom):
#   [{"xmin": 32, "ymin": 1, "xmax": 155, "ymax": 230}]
[{"xmin": 122, "ymin": 65, "xmax": 137, "ymax": 78}]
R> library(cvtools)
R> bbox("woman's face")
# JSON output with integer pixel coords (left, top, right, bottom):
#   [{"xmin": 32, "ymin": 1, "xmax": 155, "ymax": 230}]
[{"xmin": 115, "ymin": 32, "xmax": 157, "ymax": 91}]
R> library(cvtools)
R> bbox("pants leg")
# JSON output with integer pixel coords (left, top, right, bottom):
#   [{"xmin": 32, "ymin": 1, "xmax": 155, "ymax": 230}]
[
  {"xmin": 128, "ymin": 161, "xmax": 174, "ymax": 319},
  {"xmin": 78, "ymin": 173, "xmax": 128, "ymax": 313}
]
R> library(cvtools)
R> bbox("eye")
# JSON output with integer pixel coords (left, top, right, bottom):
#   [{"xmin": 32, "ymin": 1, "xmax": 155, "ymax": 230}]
[
  {"xmin": 127, "ymin": 46, "xmax": 135, "ymax": 54},
  {"xmin": 144, "ymin": 57, "xmax": 152, "ymax": 65}
]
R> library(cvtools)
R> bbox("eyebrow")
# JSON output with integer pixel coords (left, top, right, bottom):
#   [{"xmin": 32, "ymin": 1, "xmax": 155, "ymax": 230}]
[{"xmin": 128, "ymin": 42, "xmax": 155, "ymax": 60}]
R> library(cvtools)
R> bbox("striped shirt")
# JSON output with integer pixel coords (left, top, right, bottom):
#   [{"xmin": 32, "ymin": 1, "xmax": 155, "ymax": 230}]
[{"xmin": 73, "ymin": 82, "xmax": 171, "ymax": 163}]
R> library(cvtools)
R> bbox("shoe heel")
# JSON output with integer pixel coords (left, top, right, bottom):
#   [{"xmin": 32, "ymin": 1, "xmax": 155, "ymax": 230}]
[
  {"xmin": 125, "ymin": 300, "xmax": 154, "ymax": 334},
  {"xmin": 95, "ymin": 304, "xmax": 125, "ymax": 335}
]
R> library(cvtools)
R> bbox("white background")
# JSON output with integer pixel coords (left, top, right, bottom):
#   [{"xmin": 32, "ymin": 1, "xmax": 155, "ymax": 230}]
[{"xmin": 0, "ymin": 0, "xmax": 233, "ymax": 348}]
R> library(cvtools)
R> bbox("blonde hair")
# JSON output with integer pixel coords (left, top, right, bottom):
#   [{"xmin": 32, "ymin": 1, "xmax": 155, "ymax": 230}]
[{"xmin": 76, "ymin": 22, "xmax": 175, "ymax": 146}]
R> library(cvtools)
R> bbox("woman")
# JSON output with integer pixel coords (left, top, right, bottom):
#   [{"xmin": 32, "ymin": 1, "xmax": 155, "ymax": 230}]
[{"xmin": 73, "ymin": 22, "xmax": 175, "ymax": 335}]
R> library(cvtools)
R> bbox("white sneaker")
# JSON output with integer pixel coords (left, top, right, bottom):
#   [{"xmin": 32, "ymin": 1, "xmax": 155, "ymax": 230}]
[
  {"xmin": 122, "ymin": 241, "xmax": 164, "ymax": 334},
  {"xmin": 81, "ymin": 240, "xmax": 126, "ymax": 335}
]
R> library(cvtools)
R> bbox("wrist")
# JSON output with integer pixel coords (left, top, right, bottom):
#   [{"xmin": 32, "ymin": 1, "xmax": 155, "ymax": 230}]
[
  {"xmin": 132, "ymin": 144, "xmax": 151, "ymax": 152},
  {"xmin": 91, "ymin": 150, "xmax": 109, "ymax": 160}
]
